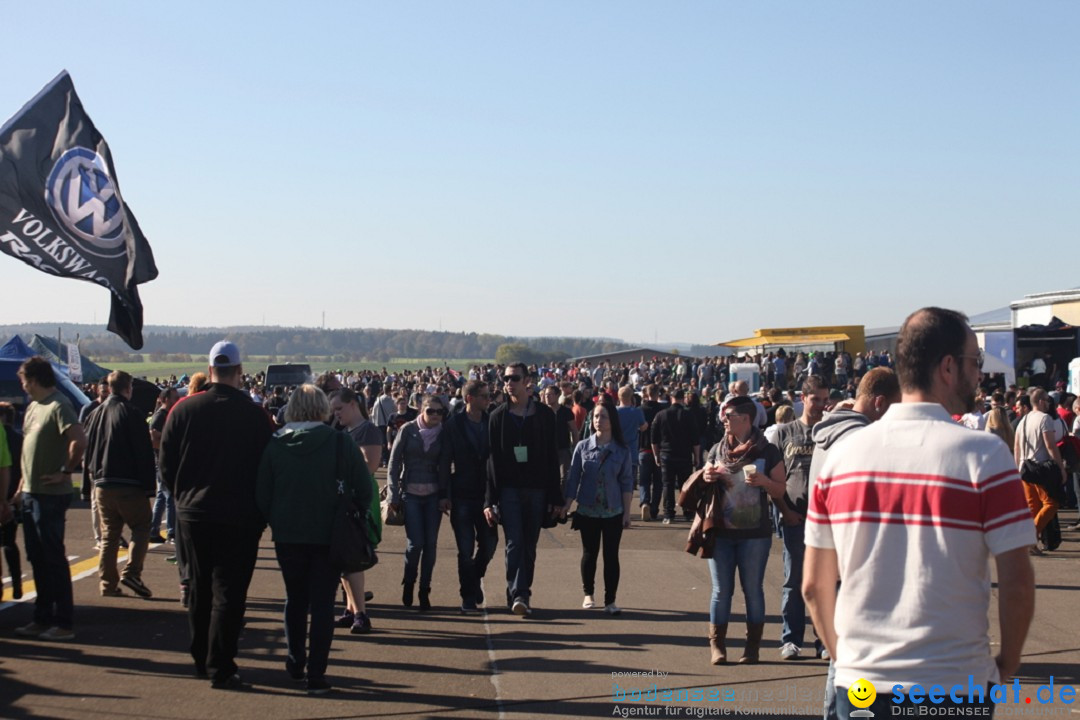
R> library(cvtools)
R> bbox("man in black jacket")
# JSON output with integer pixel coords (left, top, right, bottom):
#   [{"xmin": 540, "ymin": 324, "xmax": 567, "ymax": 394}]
[
  {"xmin": 160, "ymin": 341, "xmax": 273, "ymax": 690},
  {"xmin": 447, "ymin": 379, "xmax": 497, "ymax": 614},
  {"xmin": 637, "ymin": 384, "xmax": 663, "ymax": 522},
  {"xmin": 486, "ymin": 363, "xmax": 563, "ymax": 617},
  {"xmin": 83, "ymin": 371, "xmax": 156, "ymax": 598},
  {"xmin": 650, "ymin": 388, "xmax": 701, "ymax": 524}
]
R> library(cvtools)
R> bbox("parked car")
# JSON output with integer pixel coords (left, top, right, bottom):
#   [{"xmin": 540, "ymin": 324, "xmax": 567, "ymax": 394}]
[{"xmin": 264, "ymin": 363, "xmax": 313, "ymax": 389}]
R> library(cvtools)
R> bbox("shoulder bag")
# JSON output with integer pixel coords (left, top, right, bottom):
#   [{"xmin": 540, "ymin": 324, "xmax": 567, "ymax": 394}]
[
  {"xmin": 329, "ymin": 433, "xmax": 379, "ymax": 573},
  {"xmin": 380, "ymin": 483, "xmax": 404, "ymax": 526},
  {"xmin": 1019, "ymin": 416, "xmax": 1067, "ymax": 505}
]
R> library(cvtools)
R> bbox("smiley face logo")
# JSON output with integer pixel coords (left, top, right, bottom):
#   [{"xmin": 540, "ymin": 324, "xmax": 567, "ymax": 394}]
[{"xmin": 848, "ymin": 678, "xmax": 877, "ymax": 709}]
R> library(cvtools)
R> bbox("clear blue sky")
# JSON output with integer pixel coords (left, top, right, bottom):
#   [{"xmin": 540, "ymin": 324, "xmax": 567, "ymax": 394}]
[{"xmin": 2, "ymin": 2, "xmax": 1077, "ymax": 346}]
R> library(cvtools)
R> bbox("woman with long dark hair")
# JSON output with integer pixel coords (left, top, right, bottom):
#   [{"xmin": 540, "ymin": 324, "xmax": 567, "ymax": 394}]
[{"xmin": 562, "ymin": 397, "xmax": 634, "ymax": 615}]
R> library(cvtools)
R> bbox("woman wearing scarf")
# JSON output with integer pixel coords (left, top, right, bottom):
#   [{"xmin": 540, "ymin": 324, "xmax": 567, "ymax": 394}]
[
  {"xmin": 388, "ymin": 395, "xmax": 451, "ymax": 610},
  {"xmin": 687, "ymin": 395, "xmax": 787, "ymax": 666},
  {"xmin": 562, "ymin": 397, "xmax": 634, "ymax": 616}
]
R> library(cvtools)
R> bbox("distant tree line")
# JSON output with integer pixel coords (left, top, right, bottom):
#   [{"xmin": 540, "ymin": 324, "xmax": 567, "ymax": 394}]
[{"xmin": 0, "ymin": 324, "xmax": 631, "ymax": 363}]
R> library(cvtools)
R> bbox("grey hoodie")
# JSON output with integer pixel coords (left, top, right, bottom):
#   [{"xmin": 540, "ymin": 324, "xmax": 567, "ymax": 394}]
[{"xmin": 807, "ymin": 409, "xmax": 871, "ymax": 492}]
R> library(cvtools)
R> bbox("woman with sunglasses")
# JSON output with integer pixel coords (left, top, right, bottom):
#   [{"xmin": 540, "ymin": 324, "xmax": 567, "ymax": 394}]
[
  {"xmin": 388, "ymin": 395, "xmax": 451, "ymax": 610},
  {"xmin": 689, "ymin": 395, "xmax": 786, "ymax": 666}
]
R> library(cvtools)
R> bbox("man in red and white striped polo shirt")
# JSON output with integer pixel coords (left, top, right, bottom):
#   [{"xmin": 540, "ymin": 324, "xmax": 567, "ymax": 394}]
[{"xmin": 804, "ymin": 307, "xmax": 1035, "ymax": 719}]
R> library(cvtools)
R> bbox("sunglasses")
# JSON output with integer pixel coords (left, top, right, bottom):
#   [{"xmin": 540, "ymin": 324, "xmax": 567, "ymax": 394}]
[
  {"xmin": 504, "ymin": 375, "xmax": 522, "ymax": 383},
  {"xmin": 955, "ymin": 350, "xmax": 985, "ymax": 371},
  {"xmin": 424, "ymin": 408, "xmax": 444, "ymax": 416}
]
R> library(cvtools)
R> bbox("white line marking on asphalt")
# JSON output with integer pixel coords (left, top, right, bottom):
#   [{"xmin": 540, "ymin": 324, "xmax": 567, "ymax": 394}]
[{"xmin": 480, "ymin": 578, "xmax": 507, "ymax": 719}]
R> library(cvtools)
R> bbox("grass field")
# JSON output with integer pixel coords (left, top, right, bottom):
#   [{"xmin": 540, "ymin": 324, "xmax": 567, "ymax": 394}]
[{"xmin": 106, "ymin": 357, "xmax": 494, "ymax": 383}]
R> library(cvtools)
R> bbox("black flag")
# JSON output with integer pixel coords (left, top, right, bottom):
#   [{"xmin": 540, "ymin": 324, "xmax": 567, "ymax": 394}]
[{"xmin": 0, "ymin": 71, "xmax": 158, "ymax": 349}]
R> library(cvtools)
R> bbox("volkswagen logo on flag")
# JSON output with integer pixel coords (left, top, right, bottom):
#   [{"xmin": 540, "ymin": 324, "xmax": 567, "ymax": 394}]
[{"xmin": 45, "ymin": 147, "xmax": 127, "ymax": 259}]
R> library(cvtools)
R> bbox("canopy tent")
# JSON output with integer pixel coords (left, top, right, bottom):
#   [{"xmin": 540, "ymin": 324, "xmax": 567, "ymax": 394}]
[
  {"xmin": 0, "ymin": 335, "xmax": 37, "ymax": 362},
  {"xmin": 28, "ymin": 334, "xmax": 112, "ymax": 383},
  {"xmin": 716, "ymin": 325, "xmax": 866, "ymax": 355},
  {"xmin": 719, "ymin": 332, "xmax": 851, "ymax": 348},
  {"xmin": 0, "ymin": 336, "xmax": 90, "ymax": 412}
]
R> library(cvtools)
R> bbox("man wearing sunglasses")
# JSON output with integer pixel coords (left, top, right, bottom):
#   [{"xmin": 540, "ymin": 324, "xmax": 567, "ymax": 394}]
[
  {"xmin": 486, "ymin": 362, "xmax": 563, "ymax": 617},
  {"xmin": 804, "ymin": 308, "xmax": 1035, "ymax": 720}
]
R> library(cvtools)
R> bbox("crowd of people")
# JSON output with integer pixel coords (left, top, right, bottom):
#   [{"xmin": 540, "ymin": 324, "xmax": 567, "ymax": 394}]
[{"xmin": 0, "ymin": 310, "xmax": 1068, "ymax": 716}]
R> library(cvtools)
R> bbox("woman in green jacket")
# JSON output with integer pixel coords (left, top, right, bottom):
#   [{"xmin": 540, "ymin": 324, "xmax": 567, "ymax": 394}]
[{"xmin": 257, "ymin": 385, "xmax": 372, "ymax": 695}]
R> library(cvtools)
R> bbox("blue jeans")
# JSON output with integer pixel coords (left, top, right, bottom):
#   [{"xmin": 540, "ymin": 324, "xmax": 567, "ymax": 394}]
[
  {"xmin": 450, "ymin": 498, "xmax": 498, "ymax": 602},
  {"xmin": 403, "ymin": 493, "xmax": 442, "ymax": 588},
  {"xmin": 638, "ymin": 452, "xmax": 660, "ymax": 512},
  {"xmin": 824, "ymin": 659, "xmax": 837, "ymax": 720},
  {"xmin": 779, "ymin": 521, "xmax": 820, "ymax": 650},
  {"xmin": 274, "ymin": 543, "xmax": 339, "ymax": 681},
  {"xmin": 707, "ymin": 536, "xmax": 770, "ymax": 625},
  {"xmin": 499, "ymin": 486, "xmax": 545, "ymax": 604},
  {"xmin": 22, "ymin": 493, "xmax": 73, "ymax": 629},
  {"xmin": 150, "ymin": 470, "xmax": 175, "ymax": 538}
]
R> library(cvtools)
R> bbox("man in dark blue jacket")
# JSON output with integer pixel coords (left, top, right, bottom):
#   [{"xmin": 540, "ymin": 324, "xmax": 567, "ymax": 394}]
[
  {"xmin": 82, "ymin": 371, "xmax": 156, "ymax": 598},
  {"xmin": 447, "ymin": 380, "xmax": 497, "ymax": 614}
]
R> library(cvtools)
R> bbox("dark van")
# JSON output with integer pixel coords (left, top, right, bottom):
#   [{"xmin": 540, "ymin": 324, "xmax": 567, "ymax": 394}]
[{"xmin": 264, "ymin": 363, "xmax": 313, "ymax": 388}]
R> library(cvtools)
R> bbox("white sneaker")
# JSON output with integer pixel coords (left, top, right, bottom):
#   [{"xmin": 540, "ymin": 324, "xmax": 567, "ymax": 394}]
[
  {"xmin": 582, "ymin": 595, "xmax": 595, "ymax": 609},
  {"xmin": 511, "ymin": 598, "xmax": 530, "ymax": 616},
  {"xmin": 779, "ymin": 642, "xmax": 801, "ymax": 660},
  {"xmin": 604, "ymin": 604, "xmax": 622, "ymax": 616}
]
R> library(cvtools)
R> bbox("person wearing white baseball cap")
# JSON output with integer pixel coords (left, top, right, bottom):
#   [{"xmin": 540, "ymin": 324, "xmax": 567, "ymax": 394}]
[
  {"xmin": 160, "ymin": 340, "xmax": 274, "ymax": 690},
  {"xmin": 208, "ymin": 340, "xmax": 241, "ymax": 369}
]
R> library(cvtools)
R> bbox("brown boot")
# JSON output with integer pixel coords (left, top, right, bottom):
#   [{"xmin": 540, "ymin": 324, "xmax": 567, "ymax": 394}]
[
  {"xmin": 708, "ymin": 623, "xmax": 728, "ymax": 665},
  {"xmin": 738, "ymin": 622, "xmax": 764, "ymax": 664}
]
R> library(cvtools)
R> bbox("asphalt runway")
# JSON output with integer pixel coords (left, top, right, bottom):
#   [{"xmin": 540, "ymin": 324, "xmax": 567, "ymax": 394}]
[{"xmin": 1, "ymin": 483, "xmax": 1078, "ymax": 720}]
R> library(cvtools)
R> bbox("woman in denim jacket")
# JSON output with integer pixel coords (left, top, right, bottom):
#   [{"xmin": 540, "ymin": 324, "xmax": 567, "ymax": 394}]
[
  {"xmin": 388, "ymin": 395, "xmax": 451, "ymax": 610},
  {"xmin": 562, "ymin": 396, "xmax": 633, "ymax": 615}
]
